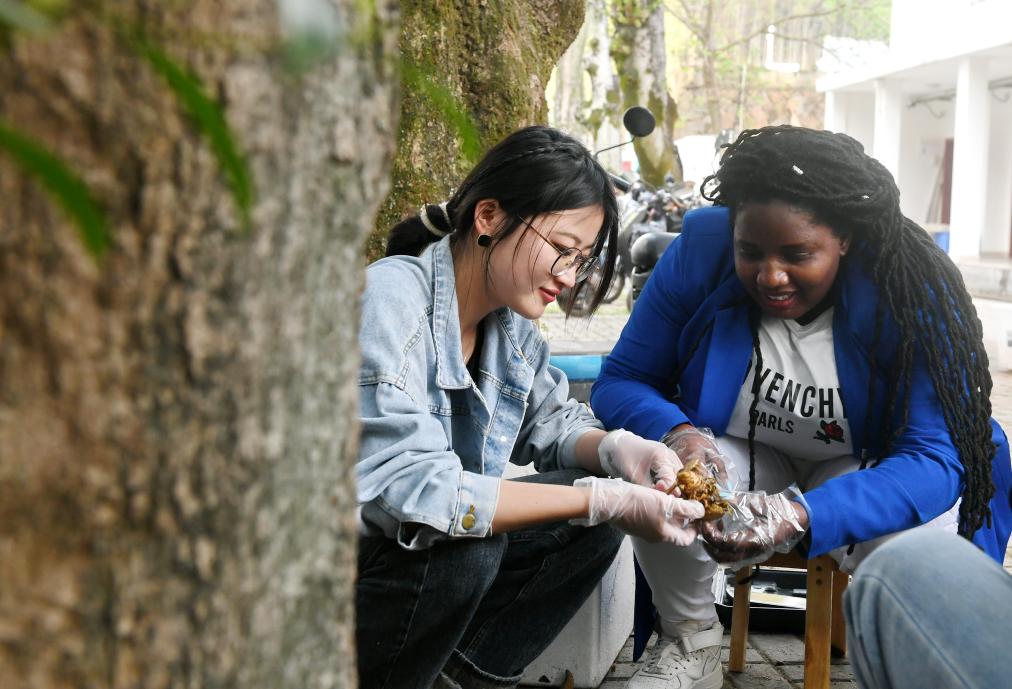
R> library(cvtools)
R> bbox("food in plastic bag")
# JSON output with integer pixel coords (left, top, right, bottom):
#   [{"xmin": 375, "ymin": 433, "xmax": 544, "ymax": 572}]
[{"xmin": 669, "ymin": 458, "xmax": 728, "ymax": 521}]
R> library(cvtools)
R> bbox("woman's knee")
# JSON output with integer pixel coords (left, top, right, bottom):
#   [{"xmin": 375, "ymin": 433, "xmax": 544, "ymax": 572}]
[
  {"xmin": 586, "ymin": 521, "xmax": 625, "ymax": 557},
  {"xmin": 571, "ymin": 523, "xmax": 625, "ymax": 579},
  {"xmin": 433, "ymin": 534, "xmax": 510, "ymax": 601},
  {"xmin": 846, "ymin": 529, "xmax": 974, "ymax": 624},
  {"xmin": 858, "ymin": 529, "xmax": 965, "ymax": 584},
  {"xmin": 358, "ymin": 533, "xmax": 509, "ymax": 613}
]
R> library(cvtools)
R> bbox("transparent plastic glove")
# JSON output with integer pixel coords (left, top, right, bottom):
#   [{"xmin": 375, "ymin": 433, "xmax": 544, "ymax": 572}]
[
  {"xmin": 598, "ymin": 429, "xmax": 683, "ymax": 491},
  {"xmin": 699, "ymin": 485, "xmax": 808, "ymax": 568},
  {"xmin": 661, "ymin": 426, "xmax": 734, "ymax": 488},
  {"xmin": 571, "ymin": 477, "xmax": 705, "ymax": 545}
]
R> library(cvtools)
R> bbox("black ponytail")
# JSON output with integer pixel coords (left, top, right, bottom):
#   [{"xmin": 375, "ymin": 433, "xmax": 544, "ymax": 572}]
[{"xmin": 385, "ymin": 204, "xmax": 454, "ymax": 258}]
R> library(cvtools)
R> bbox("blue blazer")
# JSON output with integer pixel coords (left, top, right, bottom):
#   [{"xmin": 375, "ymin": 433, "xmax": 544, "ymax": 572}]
[{"xmin": 592, "ymin": 206, "xmax": 1012, "ymax": 561}]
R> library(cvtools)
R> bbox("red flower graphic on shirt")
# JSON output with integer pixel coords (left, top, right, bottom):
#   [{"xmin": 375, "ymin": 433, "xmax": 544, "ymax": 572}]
[{"xmin": 814, "ymin": 419, "xmax": 845, "ymax": 445}]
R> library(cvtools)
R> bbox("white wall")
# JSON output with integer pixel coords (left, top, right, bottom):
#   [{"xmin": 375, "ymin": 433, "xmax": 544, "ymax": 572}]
[
  {"xmin": 890, "ymin": 92, "xmax": 1012, "ymax": 255},
  {"xmin": 828, "ymin": 92, "xmax": 875, "ymax": 154},
  {"xmin": 823, "ymin": 0, "xmax": 1012, "ymax": 255},
  {"xmin": 897, "ymin": 102, "xmax": 954, "ymax": 225},
  {"xmin": 983, "ymin": 96, "xmax": 1012, "ymax": 255},
  {"xmin": 890, "ymin": 0, "xmax": 1012, "ymax": 60}
]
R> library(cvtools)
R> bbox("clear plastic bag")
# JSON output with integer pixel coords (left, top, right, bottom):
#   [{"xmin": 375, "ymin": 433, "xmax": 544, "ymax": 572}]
[
  {"xmin": 663, "ymin": 426, "xmax": 742, "ymax": 491},
  {"xmin": 698, "ymin": 484, "xmax": 807, "ymax": 569}
]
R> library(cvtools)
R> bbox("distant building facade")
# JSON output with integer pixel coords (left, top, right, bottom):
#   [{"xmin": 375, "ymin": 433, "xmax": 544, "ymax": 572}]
[{"xmin": 818, "ymin": 0, "xmax": 1012, "ymax": 259}]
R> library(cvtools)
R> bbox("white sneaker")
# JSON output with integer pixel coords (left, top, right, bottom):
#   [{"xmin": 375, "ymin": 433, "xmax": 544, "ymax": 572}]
[{"xmin": 626, "ymin": 622, "xmax": 724, "ymax": 689}]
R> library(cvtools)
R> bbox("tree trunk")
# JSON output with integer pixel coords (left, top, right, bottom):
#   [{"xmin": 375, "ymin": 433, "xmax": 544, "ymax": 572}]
[
  {"xmin": 550, "ymin": 15, "xmax": 589, "ymax": 139},
  {"xmin": 0, "ymin": 2, "xmax": 398, "ymax": 687},
  {"xmin": 700, "ymin": 0, "xmax": 724, "ymax": 132},
  {"xmin": 612, "ymin": 0, "xmax": 682, "ymax": 185},
  {"xmin": 370, "ymin": 0, "xmax": 586, "ymax": 262},
  {"xmin": 581, "ymin": 0, "xmax": 623, "ymax": 166}
]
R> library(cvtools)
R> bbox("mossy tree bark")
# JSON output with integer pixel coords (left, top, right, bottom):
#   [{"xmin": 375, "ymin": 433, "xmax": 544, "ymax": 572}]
[
  {"xmin": 551, "ymin": 16, "xmax": 589, "ymax": 140},
  {"xmin": 0, "ymin": 1, "xmax": 397, "ymax": 687},
  {"xmin": 582, "ymin": 0, "xmax": 623, "ymax": 149},
  {"xmin": 612, "ymin": 0, "xmax": 683, "ymax": 185},
  {"xmin": 549, "ymin": 0, "xmax": 622, "ymax": 157},
  {"xmin": 369, "ymin": 0, "xmax": 586, "ymax": 262}
]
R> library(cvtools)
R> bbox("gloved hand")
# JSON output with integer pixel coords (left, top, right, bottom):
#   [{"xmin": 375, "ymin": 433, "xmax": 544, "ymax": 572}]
[
  {"xmin": 571, "ymin": 477, "xmax": 705, "ymax": 545},
  {"xmin": 699, "ymin": 486, "xmax": 809, "ymax": 567},
  {"xmin": 661, "ymin": 426, "xmax": 732, "ymax": 487},
  {"xmin": 598, "ymin": 429, "xmax": 682, "ymax": 492}
]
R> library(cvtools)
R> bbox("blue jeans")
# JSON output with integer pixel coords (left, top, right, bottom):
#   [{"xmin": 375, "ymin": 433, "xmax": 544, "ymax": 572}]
[
  {"xmin": 356, "ymin": 469, "xmax": 624, "ymax": 689},
  {"xmin": 845, "ymin": 529, "xmax": 1012, "ymax": 689}
]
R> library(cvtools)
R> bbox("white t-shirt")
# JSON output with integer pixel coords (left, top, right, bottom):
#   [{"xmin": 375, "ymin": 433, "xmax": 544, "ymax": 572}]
[{"xmin": 725, "ymin": 308, "xmax": 853, "ymax": 461}]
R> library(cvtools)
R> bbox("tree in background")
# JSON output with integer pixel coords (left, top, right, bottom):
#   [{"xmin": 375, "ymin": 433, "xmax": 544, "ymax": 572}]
[
  {"xmin": 550, "ymin": 0, "xmax": 622, "ymax": 159},
  {"xmin": 369, "ymin": 0, "xmax": 586, "ymax": 262},
  {"xmin": 552, "ymin": 9, "xmax": 592, "ymax": 142},
  {"xmin": 664, "ymin": 0, "xmax": 891, "ymax": 135},
  {"xmin": 612, "ymin": 0, "xmax": 682, "ymax": 185},
  {"xmin": 547, "ymin": 0, "xmax": 889, "ymax": 183},
  {"xmin": 0, "ymin": 1, "xmax": 396, "ymax": 686}
]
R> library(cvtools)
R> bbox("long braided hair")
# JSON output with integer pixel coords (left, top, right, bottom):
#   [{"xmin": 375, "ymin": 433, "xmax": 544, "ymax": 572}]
[{"xmin": 702, "ymin": 125, "xmax": 995, "ymax": 539}]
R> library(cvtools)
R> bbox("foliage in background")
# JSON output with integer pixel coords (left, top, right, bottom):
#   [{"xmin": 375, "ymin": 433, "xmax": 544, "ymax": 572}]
[
  {"xmin": 131, "ymin": 34, "xmax": 255, "ymax": 229},
  {"xmin": 0, "ymin": 1, "xmax": 257, "ymax": 257},
  {"xmin": 663, "ymin": 0, "xmax": 891, "ymax": 135},
  {"xmin": 0, "ymin": 0, "xmax": 55, "ymax": 36},
  {"xmin": 0, "ymin": 121, "xmax": 111, "ymax": 255},
  {"xmin": 611, "ymin": 0, "xmax": 682, "ymax": 185},
  {"xmin": 549, "ymin": 0, "xmax": 891, "ymax": 178}
]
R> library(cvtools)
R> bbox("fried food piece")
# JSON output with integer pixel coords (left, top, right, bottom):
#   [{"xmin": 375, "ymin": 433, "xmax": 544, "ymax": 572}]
[{"xmin": 669, "ymin": 459, "xmax": 728, "ymax": 521}]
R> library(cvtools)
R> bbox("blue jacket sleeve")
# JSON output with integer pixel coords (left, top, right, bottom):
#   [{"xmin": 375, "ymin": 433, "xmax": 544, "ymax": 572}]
[
  {"xmin": 591, "ymin": 231, "xmax": 695, "ymax": 441},
  {"xmin": 803, "ymin": 358, "xmax": 964, "ymax": 556}
]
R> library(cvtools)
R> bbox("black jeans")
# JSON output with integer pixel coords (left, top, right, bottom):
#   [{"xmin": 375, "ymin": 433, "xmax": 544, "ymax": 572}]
[{"xmin": 356, "ymin": 469, "xmax": 624, "ymax": 689}]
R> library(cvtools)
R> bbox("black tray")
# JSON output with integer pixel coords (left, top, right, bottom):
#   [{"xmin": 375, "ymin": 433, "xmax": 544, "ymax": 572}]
[{"xmin": 714, "ymin": 567, "xmax": 807, "ymax": 635}]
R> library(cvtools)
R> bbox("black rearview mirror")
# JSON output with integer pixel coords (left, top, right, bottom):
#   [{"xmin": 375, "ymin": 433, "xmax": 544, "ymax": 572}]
[{"xmin": 622, "ymin": 107, "xmax": 656, "ymax": 138}]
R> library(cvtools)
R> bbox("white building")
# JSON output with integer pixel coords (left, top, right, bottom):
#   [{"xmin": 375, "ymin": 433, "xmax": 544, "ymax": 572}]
[{"xmin": 817, "ymin": 0, "xmax": 1012, "ymax": 260}]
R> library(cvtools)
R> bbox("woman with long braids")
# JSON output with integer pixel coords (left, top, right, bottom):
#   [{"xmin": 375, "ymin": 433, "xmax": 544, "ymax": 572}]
[
  {"xmin": 592, "ymin": 125, "xmax": 1012, "ymax": 689},
  {"xmin": 355, "ymin": 126, "xmax": 706, "ymax": 689}
]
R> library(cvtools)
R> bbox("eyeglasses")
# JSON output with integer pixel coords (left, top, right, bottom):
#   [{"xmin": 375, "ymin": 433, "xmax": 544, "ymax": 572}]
[{"xmin": 515, "ymin": 216, "xmax": 599, "ymax": 283}]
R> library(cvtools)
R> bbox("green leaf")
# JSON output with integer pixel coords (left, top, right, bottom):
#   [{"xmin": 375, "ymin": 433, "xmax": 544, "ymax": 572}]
[
  {"xmin": 0, "ymin": 0, "xmax": 52, "ymax": 34},
  {"xmin": 281, "ymin": 29, "xmax": 339, "ymax": 74},
  {"xmin": 0, "ymin": 121, "xmax": 110, "ymax": 257},
  {"xmin": 132, "ymin": 36, "xmax": 255, "ymax": 229},
  {"xmin": 402, "ymin": 63, "xmax": 480, "ymax": 163}
]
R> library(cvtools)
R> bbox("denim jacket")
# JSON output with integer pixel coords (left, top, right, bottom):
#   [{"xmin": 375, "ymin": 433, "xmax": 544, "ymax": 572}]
[{"xmin": 357, "ymin": 235, "xmax": 602, "ymax": 549}]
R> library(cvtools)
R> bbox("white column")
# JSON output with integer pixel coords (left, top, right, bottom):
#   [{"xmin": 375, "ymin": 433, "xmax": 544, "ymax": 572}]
[
  {"xmin": 950, "ymin": 56, "xmax": 991, "ymax": 258},
  {"xmin": 981, "ymin": 115, "xmax": 1012, "ymax": 255},
  {"xmin": 823, "ymin": 90, "xmax": 847, "ymax": 133},
  {"xmin": 873, "ymin": 79, "xmax": 903, "ymax": 178}
]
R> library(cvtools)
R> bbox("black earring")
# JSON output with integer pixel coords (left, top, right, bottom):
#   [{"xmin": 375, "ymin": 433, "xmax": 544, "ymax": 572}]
[{"xmin": 477, "ymin": 234, "xmax": 492, "ymax": 248}]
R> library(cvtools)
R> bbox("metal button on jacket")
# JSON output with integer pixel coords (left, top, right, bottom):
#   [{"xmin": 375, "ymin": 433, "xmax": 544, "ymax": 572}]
[{"xmin": 462, "ymin": 505, "xmax": 477, "ymax": 530}]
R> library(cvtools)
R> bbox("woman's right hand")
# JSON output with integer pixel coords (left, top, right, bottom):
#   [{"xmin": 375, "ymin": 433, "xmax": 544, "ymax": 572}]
[
  {"xmin": 572, "ymin": 477, "xmax": 704, "ymax": 544},
  {"xmin": 662, "ymin": 425, "xmax": 731, "ymax": 486}
]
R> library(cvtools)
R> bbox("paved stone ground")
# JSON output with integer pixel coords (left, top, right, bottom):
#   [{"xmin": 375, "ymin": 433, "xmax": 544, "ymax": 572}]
[
  {"xmin": 537, "ymin": 292, "xmax": 1012, "ymax": 689},
  {"xmin": 596, "ymin": 632, "xmax": 855, "ymax": 689}
]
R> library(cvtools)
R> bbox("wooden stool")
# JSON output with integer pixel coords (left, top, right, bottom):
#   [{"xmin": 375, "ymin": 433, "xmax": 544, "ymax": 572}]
[{"xmin": 728, "ymin": 551, "xmax": 849, "ymax": 689}]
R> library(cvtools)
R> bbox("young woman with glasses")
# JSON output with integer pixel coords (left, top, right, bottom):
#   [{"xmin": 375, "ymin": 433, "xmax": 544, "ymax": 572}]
[{"xmin": 356, "ymin": 126, "xmax": 707, "ymax": 689}]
